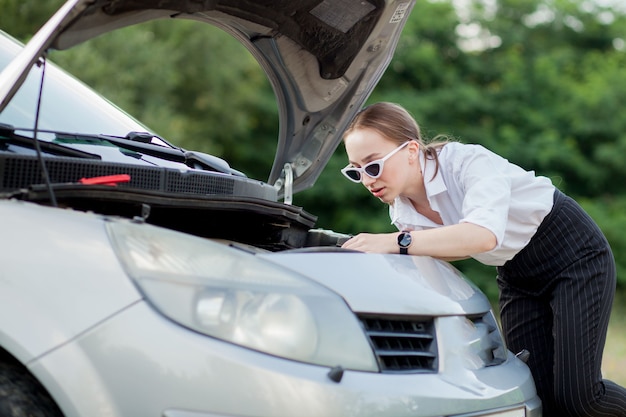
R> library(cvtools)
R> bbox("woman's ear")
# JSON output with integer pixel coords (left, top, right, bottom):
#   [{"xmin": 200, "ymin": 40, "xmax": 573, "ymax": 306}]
[{"xmin": 408, "ymin": 141, "xmax": 419, "ymax": 162}]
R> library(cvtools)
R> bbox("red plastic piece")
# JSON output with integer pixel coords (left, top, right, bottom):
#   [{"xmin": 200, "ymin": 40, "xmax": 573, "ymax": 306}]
[{"xmin": 79, "ymin": 174, "xmax": 131, "ymax": 186}]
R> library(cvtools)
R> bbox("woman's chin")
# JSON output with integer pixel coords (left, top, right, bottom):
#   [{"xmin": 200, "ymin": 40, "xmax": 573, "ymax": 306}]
[{"xmin": 377, "ymin": 194, "xmax": 394, "ymax": 204}]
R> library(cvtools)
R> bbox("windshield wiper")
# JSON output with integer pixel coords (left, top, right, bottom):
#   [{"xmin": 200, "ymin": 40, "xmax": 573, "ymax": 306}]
[
  {"xmin": 98, "ymin": 132, "xmax": 187, "ymax": 163},
  {"xmin": 2, "ymin": 125, "xmax": 246, "ymax": 177},
  {"xmin": 0, "ymin": 123, "xmax": 101, "ymax": 159},
  {"xmin": 103, "ymin": 131, "xmax": 246, "ymax": 177}
]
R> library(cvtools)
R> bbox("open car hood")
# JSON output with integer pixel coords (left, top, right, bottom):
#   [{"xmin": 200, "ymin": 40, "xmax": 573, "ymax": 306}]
[{"xmin": 0, "ymin": 0, "xmax": 415, "ymax": 195}]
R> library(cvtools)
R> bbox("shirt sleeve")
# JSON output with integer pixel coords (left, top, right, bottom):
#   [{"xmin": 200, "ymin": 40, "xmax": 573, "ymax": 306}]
[{"xmin": 451, "ymin": 144, "xmax": 513, "ymax": 248}]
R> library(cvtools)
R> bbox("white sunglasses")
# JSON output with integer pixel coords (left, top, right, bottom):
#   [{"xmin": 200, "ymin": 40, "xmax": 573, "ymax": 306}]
[{"xmin": 341, "ymin": 141, "xmax": 410, "ymax": 183}]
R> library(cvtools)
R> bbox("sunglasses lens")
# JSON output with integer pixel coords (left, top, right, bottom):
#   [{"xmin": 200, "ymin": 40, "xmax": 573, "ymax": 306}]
[
  {"xmin": 345, "ymin": 169, "xmax": 361, "ymax": 182},
  {"xmin": 364, "ymin": 162, "xmax": 381, "ymax": 178}
]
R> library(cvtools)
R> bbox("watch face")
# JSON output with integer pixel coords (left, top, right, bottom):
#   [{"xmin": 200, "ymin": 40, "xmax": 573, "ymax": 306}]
[{"xmin": 398, "ymin": 232, "xmax": 412, "ymax": 248}]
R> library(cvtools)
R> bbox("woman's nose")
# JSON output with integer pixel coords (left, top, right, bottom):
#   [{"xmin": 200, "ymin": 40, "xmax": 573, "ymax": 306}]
[{"xmin": 362, "ymin": 174, "xmax": 376, "ymax": 186}]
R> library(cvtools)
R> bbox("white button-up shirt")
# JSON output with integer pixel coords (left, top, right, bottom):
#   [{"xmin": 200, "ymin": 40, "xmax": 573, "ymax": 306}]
[{"xmin": 389, "ymin": 142, "xmax": 555, "ymax": 266}]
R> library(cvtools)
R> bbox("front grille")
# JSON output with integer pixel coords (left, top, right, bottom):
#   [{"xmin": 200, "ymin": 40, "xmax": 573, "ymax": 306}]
[{"xmin": 359, "ymin": 315, "xmax": 437, "ymax": 373}]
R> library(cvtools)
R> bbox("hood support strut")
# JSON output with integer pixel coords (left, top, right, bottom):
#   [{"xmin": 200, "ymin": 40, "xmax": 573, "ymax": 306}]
[{"xmin": 274, "ymin": 163, "xmax": 293, "ymax": 205}]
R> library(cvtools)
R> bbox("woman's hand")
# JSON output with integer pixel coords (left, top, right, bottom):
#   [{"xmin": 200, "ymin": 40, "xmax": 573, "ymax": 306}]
[{"xmin": 341, "ymin": 232, "xmax": 398, "ymax": 253}]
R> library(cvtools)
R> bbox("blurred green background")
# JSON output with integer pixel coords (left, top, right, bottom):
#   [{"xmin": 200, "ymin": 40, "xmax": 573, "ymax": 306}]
[{"xmin": 2, "ymin": 0, "xmax": 625, "ymax": 383}]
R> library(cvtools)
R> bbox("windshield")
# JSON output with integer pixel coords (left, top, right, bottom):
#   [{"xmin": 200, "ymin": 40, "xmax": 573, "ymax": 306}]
[{"xmin": 0, "ymin": 31, "xmax": 151, "ymax": 138}]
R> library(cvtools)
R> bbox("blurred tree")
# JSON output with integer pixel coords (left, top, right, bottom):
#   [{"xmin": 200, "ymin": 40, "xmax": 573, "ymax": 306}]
[{"xmin": 0, "ymin": 0, "xmax": 64, "ymax": 39}]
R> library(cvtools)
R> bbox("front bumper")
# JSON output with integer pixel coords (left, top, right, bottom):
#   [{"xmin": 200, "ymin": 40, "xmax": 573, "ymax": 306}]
[
  {"xmin": 30, "ymin": 302, "xmax": 541, "ymax": 417},
  {"xmin": 163, "ymin": 402, "xmax": 541, "ymax": 417}
]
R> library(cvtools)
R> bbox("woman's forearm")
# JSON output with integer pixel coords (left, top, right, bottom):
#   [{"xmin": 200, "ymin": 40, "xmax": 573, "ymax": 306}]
[{"xmin": 342, "ymin": 222, "xmax": 497, "ymax": 257}]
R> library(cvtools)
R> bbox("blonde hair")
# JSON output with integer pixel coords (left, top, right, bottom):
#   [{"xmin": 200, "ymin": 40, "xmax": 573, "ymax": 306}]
[{"xmin": 343, "ymin": 102, "xmax": 451, "ymax": 179}]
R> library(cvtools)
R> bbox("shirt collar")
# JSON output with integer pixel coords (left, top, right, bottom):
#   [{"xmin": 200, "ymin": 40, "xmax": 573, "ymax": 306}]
[{"xmin": 390, "ymin": 149, "xmax": 447, "ymax": 227}]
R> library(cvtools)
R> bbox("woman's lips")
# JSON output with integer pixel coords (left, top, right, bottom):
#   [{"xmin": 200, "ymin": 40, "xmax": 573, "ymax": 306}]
[{"xmin": 371, "ymin": 187, "xmax": 385, "ymax": 198}]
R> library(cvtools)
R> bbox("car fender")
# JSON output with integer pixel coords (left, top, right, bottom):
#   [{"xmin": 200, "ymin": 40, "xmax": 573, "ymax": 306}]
[{"xmin": 0, "ymin": 199, "xmax": 142, "ymax": 364}]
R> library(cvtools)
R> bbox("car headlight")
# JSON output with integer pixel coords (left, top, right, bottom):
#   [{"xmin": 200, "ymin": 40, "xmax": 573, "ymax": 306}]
[
  {"xmin": 439, "ymin": 312, "xmax": 508, "ymax": 371},
  {"xmin": 106, "ymin": 220, "xmax": 378, "ymax": 372},
  {"xmin": 467, "ymin": 311, "xmax": 508, "ymax": 367}
]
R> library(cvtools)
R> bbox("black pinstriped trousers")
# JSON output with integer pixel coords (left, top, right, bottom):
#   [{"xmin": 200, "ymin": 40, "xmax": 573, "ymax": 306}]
[{"xmin": 497, "ymin": 189, "xmax": 626, "ymax": 417}]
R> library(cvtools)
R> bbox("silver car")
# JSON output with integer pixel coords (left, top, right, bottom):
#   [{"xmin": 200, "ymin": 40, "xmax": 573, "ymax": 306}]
[{"xmin": 0, "ymin": 1, "xmax": 541, "ymax": 416}]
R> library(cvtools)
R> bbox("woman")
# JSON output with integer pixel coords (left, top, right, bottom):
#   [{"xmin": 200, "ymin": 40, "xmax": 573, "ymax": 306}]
[{"xmin": 341, "ymin": 102, "xmax": 626, "ymax": 416}]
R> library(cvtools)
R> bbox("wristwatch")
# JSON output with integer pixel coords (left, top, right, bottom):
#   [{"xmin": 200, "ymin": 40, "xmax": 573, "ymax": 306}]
[{"xmin": 397, "ymin": 230, "xmax": 412, "ymax": 255}]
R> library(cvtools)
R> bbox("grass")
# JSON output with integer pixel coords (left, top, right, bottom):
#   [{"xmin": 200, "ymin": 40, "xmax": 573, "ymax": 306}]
[{"xmin": 602, "ymin": 296, "xmax": 626, "ymax": 385}]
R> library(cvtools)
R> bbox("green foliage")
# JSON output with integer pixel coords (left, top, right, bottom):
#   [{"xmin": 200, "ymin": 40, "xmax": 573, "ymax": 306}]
[
  {"xmin": 3, "ymin": 0, "xmax": 626, "ymax": 298},
  {"xmin": 0, "ymin": 0, "xmax": 64, "ymax": 39}
]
